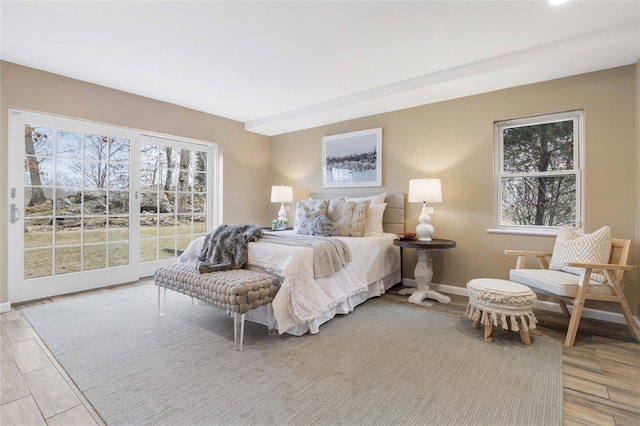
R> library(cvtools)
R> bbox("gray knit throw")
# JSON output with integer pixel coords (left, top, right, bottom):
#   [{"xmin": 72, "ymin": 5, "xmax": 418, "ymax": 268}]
[{"xmin": 196, "ymin": 224, "xmax": 263, "ymax": 273}]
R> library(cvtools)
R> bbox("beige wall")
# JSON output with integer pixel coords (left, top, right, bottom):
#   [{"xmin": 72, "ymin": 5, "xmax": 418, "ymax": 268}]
[
  {"xmin": 0, "ymin": 61, "xmax": 271, "ymax": 305},
  {"xmin": 636, "ymin": 59, "xmax": 640, "ymax": 315},
  {"xmin": 2, "ymin": 62, "xmax": 638, "ymax": 317},
  {"xmin": 271, "ymin": 65, "xmax": 639, "ymax": 315}
]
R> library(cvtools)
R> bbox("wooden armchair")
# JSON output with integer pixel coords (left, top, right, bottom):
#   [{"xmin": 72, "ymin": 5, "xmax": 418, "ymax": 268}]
[{"xmin": 505, "ymin": 238, "xmax": 640, "ymax": 347}]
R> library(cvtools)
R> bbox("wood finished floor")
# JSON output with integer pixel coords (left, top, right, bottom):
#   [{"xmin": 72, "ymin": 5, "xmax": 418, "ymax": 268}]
[{"xmin": 1, "ymin": 280, "xmax": 639, "ymax": 426}]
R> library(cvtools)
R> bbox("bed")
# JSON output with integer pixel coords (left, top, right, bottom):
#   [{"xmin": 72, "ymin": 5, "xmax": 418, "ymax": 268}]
[{"xmin": 178, "ymin": 192, "xmax": 404, "ymax": 336}]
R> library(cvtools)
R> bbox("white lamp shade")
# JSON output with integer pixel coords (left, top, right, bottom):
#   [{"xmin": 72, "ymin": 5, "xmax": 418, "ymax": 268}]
[
  {"xmin": 271, "ymin": 185, "xmax": 293, "ymax": 203},
  {"xmin": 408, "ymin": 178, "xmax": 442, "ymax": 204}
]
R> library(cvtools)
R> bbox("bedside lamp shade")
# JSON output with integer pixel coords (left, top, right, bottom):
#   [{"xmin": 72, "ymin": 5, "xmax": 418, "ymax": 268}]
[
  {"xmin": 271, "ymin": 185, "xmax": 293, "ymax": 221},
  {"xmin": 408, "ymin": 178, "xmax": 442, "ymax": 241}
]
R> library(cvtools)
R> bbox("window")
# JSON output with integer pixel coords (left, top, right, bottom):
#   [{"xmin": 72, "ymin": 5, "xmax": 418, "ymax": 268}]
[{"xmin": 495, "ymin": 111, "xmax": 583, "ymax": 233}]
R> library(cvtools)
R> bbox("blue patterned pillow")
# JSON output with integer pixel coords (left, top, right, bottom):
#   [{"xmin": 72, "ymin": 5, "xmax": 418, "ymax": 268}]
[{"xmin": 294, "ymin": 199, "xmax": 328, "ymax": 234}]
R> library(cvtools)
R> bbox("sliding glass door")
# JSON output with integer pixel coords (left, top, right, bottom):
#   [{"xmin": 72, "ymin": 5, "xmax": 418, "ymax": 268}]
[
  {"xmin": 8, "ymin": 110, "xmax": 218, "ymax": 303},
  {"xmin": 137, "ymin": 136, "xmax": 213, "ymax": 277}
]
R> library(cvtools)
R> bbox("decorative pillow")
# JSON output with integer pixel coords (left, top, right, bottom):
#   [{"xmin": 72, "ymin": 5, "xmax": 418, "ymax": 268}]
[
  {"xmin": 549, "ymin": 226, "xmax": 612, "ymax": 283},
  {"xmin": 330, "ymin": 199, "xmax": 370, "ymax": 237},
  {"xmin": 365, "ymin": 203, "xmax": 387, "ymax": 236},
  {"xmin": 309, "ymin": 215, "xmax": 336, "ymax": 237},
  {"xmin": 346, "ymin": 192, "xmax": 386, "ymax": 206},
  {"xmin": 305, "ymin": 198, "xmax": 329, "ymax": 211},
  {"xmin": 308, "ymin": 196, "xmax": 345, "ymax": 219},
  {"xmin": 294, "ymin": 199, "xmax": 328, "ymax": 235}
]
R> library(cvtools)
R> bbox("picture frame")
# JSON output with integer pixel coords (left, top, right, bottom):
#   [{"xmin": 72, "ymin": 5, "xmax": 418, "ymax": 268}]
[{"xmin": 322, "ymin": 127, "xmax": 382, "ymax": 188}]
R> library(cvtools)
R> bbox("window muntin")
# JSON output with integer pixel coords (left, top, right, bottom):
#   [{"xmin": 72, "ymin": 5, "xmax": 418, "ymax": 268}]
[{"xmin": 496, "ymin": 111, "xmax": 582, "ymax": 231}]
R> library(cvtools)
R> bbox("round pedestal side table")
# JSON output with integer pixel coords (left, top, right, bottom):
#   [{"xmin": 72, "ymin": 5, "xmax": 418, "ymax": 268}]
[{"xmin": 393, "ymin": 238, "xmax": 456, "ymax": 305}]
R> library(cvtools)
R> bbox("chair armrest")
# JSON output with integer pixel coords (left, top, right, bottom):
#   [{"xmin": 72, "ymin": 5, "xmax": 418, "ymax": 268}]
[
  {"xmin": 566, "ymin": 262, "xmax": 635, "ymax": 271},
  {"xmin": 504, "ymin": 250, "xmax": 552, "ymax": 269}
]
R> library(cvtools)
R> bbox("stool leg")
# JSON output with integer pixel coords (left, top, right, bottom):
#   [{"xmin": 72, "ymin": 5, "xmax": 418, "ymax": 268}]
[
  {"xmin": 518, "ymin": 316, "xmax": 531, "ymax": 345},
  {"xmin": 472, "ymin": 319, "xmax": 481, "ymax": 329},
  {"xmin": 484, "ymin": 321, "xmax": 493, "ymax": 342}
]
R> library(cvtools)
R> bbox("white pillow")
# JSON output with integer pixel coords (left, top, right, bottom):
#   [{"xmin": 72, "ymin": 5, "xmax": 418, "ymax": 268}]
[
  {"xmin": 294, "ymin": 199, "xmax": 328, "ymax": 235},
  {"xmin": 346, "ymin": 192, "xmax": 386, "ymax": 206},
  {"xmin": 330, "ymin": 199, "xmax": 370, "ymax": 237},
  {"xmin": 548, "ymin": 226, "xmax": 612, "ymax": 283},
  {"xmin": 365, "ymin": 203, "xmax": 387, "ymax": 236}
]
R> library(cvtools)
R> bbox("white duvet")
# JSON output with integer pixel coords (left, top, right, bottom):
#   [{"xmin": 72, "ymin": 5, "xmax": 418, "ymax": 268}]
[{"xmin": 179, "ymin": 231, "xmax": 401, "ymax": 334}]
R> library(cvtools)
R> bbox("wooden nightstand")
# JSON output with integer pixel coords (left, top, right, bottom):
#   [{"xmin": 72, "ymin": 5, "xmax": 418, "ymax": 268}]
[{"xmin": 393, "ymin": 238, "xmax": 456, "ymax": 304}]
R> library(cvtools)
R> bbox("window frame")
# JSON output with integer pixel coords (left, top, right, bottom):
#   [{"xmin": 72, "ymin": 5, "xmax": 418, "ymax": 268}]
[{"xmin": 492, "ymin": 110, "xmax": 584, "ymax": 235}]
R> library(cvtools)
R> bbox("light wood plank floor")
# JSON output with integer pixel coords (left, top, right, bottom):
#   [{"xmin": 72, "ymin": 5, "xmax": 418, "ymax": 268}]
[{"xmin": 1, "ymin": 280, "xmax": 639, "ymax": 426}]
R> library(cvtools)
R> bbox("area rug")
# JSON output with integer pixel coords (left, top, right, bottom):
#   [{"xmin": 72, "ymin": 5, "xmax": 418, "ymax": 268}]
[{"xmin": 23, "ymin": 284, "xmax": 562, "ymax": 425}]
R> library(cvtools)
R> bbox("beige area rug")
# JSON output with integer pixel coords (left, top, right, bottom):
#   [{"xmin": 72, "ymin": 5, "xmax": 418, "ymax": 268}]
[{"xmin": 23, "ymin": 284, "xmax": 562, "ymax": 425}]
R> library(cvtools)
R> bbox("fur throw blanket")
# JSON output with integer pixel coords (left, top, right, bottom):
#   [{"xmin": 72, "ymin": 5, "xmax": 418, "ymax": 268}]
[{"xmin": 196, "ymin": 224, "xmax": 263, "ymax": 274}]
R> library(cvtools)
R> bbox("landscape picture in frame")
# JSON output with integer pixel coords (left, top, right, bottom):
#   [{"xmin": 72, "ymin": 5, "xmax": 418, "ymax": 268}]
[{"xmin": 322, "ymin": 127, "xmax": 382, "ymax": 188}]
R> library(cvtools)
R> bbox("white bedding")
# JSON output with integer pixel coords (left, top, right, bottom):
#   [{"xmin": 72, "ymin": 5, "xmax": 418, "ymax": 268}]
[{"xmin": 179, "ymin": 231, "xmax": 401, "ymax": 335}]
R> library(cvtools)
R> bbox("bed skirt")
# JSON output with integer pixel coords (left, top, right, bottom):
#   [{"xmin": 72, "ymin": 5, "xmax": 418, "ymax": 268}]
[{"xmin": 245, "ymin": 270, "xmax": 401, "ymax": 336}]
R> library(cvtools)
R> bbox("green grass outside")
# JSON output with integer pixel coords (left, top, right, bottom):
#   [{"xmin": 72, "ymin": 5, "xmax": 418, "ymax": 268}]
[{"xmin": 23, "ymin": 223, "xmax": 206, "ymax": 279}]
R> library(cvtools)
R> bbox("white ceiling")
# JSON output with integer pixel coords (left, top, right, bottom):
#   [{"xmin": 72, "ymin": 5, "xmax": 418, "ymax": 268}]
[{"xmin": 1, "ymin": 1, "xmax": 639, "ymax": 136}]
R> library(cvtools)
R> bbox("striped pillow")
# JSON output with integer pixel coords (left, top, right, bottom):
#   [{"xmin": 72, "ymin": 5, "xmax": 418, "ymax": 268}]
[{"xmin": 549, "ymin": 226, "xmax": 612, "ymax": 283}]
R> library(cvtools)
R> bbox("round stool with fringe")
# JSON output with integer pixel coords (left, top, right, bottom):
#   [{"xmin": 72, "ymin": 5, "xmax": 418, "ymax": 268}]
[{"xmin": 465, "ymin": 278, "xmax": 538, "ymax": 345}]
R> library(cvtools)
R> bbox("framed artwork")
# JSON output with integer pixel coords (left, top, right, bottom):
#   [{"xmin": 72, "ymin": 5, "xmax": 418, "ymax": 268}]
[{"xmin": 322, "ymin": 127, "xmax": 382, "ymax": 188}]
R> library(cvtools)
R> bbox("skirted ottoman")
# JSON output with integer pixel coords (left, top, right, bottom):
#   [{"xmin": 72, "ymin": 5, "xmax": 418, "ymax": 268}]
[{"xmin": 465, "ymin": 278, "xmax": 538, "ymax": 345}]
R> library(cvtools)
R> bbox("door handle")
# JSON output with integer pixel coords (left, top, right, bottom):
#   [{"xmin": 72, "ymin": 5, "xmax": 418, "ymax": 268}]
[{"xmin": 10, "ymin": 203, "xmax": 20, "ymax": 224}]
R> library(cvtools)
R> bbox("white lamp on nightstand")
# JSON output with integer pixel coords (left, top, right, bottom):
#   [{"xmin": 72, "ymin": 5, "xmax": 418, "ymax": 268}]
[
  {"xmin": 408, "ymin": 178, "xmax": 442, "ymax": 241},
  {"xmin": 271, "ymin": 185, "xmax": 293, "ymax": 229}
]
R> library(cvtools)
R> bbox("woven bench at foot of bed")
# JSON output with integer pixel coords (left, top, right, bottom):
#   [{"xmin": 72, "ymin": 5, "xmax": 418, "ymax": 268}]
[{"xmin": 154, "ymin": 262, "xmax": 280, "ymax": 350}]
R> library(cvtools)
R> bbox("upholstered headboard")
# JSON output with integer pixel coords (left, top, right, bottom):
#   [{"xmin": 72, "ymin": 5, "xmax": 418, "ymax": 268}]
[{"xmin": 308, "ymin": 192, "xmax": 405, "ymax": 235}]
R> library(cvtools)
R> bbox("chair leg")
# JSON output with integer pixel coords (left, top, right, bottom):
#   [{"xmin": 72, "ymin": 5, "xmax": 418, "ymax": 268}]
[
  {"xmin": 558, "ymin": 299, "xmax": 571, "ymax": 317},
  {"xmin": 565, "ymin": 277, "xmax": 589, "ymax": 347},
  {"xmin": 608, "ymin": 280, "xmax": 640, "ymax": 343}
]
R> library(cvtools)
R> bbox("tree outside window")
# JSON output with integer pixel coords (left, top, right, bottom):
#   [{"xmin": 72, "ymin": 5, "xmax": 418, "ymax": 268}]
[{"xmin": 495, "ymin": 111, "xmax": 583, "ymax": 231}]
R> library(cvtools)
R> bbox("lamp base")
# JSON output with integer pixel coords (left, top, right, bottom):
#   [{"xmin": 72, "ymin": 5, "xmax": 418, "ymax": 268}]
[
  {"xmin": 277, "ymin": 203, "xmax": 288, "ymax": 222},
  {"xmin": 415, "ymin": 205, "xmax": 435, "ymax": 241}
]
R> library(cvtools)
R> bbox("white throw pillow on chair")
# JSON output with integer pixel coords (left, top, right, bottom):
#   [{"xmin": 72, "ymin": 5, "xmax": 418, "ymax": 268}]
[{"xmin": 548, "ymin": 226, "xmax": 612, "ymax": 283}]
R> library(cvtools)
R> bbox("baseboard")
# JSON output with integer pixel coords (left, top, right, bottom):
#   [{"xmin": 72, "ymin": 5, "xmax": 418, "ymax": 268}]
[
  {"xmin": 400, "ymin": 279, "xmax": 640, "ymax": 328},
  {"xmin": 0, "ymin": 301, "xmax": 11, "ymax": 313}
]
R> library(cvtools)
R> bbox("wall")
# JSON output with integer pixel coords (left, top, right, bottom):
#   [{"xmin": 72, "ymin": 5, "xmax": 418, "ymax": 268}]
[
  {"xmin": 270, "ymin": 65, "xmax": 639, "ymax": 316},
  {"xmin": 0, "ymin": 61, "xmax": 271, "ymax": 306},
  {"xmin": 636, "ymin": 58, "xmax": 640, "ymax": 315}
]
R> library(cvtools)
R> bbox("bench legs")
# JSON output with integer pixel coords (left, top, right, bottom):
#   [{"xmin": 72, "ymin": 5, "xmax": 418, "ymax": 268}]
[
  {"xmin": 158, "ymin": 286, "xmax": 166, "ymax": 316},
  {"xmin": 156, "ymin": 285, "xmax": 276, "ymax": 351},
  {"xmin": 267, "ymin": 305, "xmax": 276, "ymax": 336},
  {"xmin": 234, "ymin": 312, "xmax": 246, "ymax": 351}
]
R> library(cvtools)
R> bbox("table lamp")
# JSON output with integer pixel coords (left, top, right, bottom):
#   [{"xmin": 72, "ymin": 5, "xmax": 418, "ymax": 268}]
[
  {"xmin": 408, "ymin": 178, "xmax": 442, "ymax": 241},
  {"xmin": 271, "ymin": 185, "xmax": 293, "ymax": 227}
]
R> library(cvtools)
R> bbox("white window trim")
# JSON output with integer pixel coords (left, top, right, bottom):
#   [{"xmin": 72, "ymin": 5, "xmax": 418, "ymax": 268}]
[
  {"xmin": 488, "ymin": 110, "xmax": 585, "ymax": 235},
  {"xmin": 7, "ymin": 108, "xmax": 221, "ymax": 302}
]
